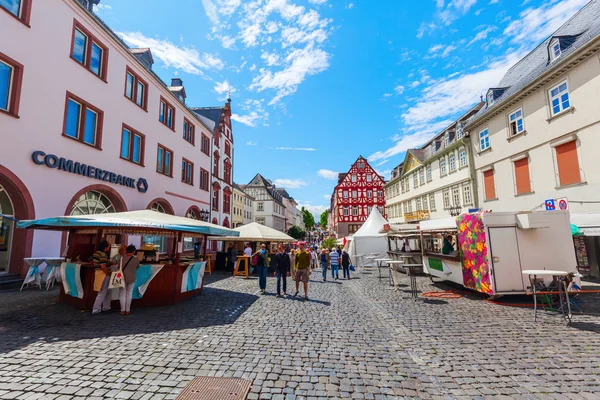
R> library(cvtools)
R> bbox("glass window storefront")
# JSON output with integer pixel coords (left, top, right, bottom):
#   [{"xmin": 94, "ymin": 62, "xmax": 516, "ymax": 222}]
[{"xmin": 0, "ymin": 185, "xmax": 14, "ymax": 273}]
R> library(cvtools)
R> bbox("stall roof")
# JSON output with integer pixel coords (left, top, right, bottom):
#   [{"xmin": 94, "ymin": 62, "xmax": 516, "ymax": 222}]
[
  {"xmin": 16, "ymin": 210, "xmax": 238, "ymax": 237},
  {"xmin": 206, "ymin": 222, "xmax": 295, "ymax": 242},
  {"xmin": 420, "ymin": 217, "xmax": 457, "ymax": 231},
  {"xmin": 379, "ymin": 223, "xmax": 420, "ymax": 235},
  {"xmin": 571, "ymin": 212, "xmax": 600, "ymax": 236}
]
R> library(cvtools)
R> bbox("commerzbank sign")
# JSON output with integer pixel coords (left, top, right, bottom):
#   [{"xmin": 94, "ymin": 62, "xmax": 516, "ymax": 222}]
[{"xmin": 31, "ymin": 150, "xmax": 148, "ymax": 193}]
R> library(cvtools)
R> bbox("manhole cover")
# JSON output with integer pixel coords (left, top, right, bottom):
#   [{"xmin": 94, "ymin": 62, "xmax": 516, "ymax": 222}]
[{"xmin": 176, "ymin": 376, "xmax": 251, "ymax": 400}]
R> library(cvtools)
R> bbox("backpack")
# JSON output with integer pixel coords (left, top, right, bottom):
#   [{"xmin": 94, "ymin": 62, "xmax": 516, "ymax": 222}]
[{"xmin": 252, "ymin": 255, "xmax": 259, "ymax": 266}]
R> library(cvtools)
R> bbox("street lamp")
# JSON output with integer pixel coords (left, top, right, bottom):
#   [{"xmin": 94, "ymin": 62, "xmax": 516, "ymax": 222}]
[{"xmin": 448, "ymin": 205, "xmax": 462, "ymax": 217}]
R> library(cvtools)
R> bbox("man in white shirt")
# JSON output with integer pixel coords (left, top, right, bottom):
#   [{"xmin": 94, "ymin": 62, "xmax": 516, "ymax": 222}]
[{"xmin": 244, "ymin": 243, "xmax": 252, "ymax": 257}]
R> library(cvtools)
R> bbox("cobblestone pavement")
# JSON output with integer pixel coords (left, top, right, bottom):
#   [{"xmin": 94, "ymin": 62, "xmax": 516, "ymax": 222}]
[{"xmin": 2, "ymin": 269, "xmax": 600, "ymax": 400}]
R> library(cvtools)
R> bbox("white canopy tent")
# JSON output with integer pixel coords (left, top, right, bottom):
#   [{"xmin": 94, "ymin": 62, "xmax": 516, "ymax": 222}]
[
  {"xmin": 206, "ymin": 222, "xmax": 295, "ymax": 242},
  {"xmin": 347, "ymin": 208, "xmax": 389, "ymax": 263},
  {"xmin": 571, "ymin": 213, "xmax": 600, "ymax": 236}
]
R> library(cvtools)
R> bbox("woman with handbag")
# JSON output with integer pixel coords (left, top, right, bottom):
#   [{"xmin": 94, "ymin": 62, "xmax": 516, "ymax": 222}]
[
  {"xmin": 118, "ymin": 245, "xmax": 140, "ymax": 315},
  {"xmin": 252, "ymin": 243, "xmax": 269, "ymax": 294}
]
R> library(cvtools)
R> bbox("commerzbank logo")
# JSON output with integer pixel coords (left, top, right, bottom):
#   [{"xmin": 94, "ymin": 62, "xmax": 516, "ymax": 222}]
[{"xmin": 32, "ymin": 151, "xmax": 149, "ymax": 193}]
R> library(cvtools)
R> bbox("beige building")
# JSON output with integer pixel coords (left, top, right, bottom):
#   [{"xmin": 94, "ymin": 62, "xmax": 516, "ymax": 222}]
[
  {"xmin": 385, "ymin": 103, "xmax": 483, "ymax": 224},
  {"xmin": 232, "ymin": 183, "xmax": 254, "ymax": 228},
  {"xmin": 465, "ymin": 0, "xmax": 600, "ymax": 276}
]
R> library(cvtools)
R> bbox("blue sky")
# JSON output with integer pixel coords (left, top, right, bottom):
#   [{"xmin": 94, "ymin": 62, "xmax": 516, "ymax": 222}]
[{"xmin": 95, "ymin": 0, "xmax": 589, "ymax": 218}]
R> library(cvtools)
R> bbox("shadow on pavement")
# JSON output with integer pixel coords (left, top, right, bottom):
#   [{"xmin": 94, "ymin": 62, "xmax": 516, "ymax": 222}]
[{"xmin": 0, "ymin": 286, "xmax": 258, "ymax": 355}]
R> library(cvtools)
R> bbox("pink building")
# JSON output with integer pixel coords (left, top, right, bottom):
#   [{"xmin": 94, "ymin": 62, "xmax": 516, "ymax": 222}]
[{"xmin": 0, "ymin": 0, "xmax": 234, "ymax": 277}]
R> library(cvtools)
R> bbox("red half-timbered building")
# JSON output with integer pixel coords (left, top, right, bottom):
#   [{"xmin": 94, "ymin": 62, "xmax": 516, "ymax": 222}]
[{"xmin": 330, "ymin": 156, "xmax": 387, "ymax": 237}]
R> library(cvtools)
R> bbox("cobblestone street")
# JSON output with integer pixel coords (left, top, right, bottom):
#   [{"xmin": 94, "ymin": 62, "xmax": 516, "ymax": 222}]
[{"xmin": 2, "ymin": 269, "xmax": 600, "ymax": 400}]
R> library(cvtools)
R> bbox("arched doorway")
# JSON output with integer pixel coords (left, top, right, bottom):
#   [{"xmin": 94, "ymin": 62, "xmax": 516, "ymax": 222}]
[
  {"xmin": 183, "ymin": 206, "xmax": 202, "ymax": 252},
  {"xmin": 223, "ymin": 217, "xmax": 230, "ymax": 228},
  {"xmin": 143, "ymin": 199, "xmax": 174, "ymax": 254},
  {"xmin": 0, "ymin": 166, "xmax": 35, "ymax": 276},
  {"xmin": 70, "ymin": 191, "xmax": 117, "ymax": 215}
]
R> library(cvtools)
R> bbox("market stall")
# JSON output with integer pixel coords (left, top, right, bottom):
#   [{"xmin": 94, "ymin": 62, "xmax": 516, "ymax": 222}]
[
  {"xmin": 420, "ymin": 211, "xmax": 577, "ymax": 296},
  {"xmin": 380, "ymin": 223, "xmax": 423, "ymax": 273},
  {"xmin": 16, "ymin": 210, "xmax": 238, "ymax": 310}
]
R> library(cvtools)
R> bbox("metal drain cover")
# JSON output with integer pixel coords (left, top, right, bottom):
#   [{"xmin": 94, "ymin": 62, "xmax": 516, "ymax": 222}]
[{"xmin": 176, "ymin": 376, "xmax": 251, "ymax": 400}]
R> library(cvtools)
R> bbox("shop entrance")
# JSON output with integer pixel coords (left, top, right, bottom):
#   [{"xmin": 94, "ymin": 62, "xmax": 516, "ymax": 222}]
[{"xmin": 0, "ymin": 184, "xmax": 15, "ymax": 274}]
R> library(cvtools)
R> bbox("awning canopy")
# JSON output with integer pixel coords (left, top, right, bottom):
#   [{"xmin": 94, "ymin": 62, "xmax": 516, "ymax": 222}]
[
  {"xmin": 571, "ymin": 213, "xmax": 600, "ymax": 236},
  {"xmin": 16, "ymin": 210, "xmax": 238, "ymax": 237},
  {"xmin": 420, "ymin": 217, "xmax": 458, "ymax": 232},
  {"xmin": 379, "ymin": 223, "xmax": 420, "ymax": 235},
  {"xmin": 206, "ymin": 222, "xmax": 295, "ymax": 242}
]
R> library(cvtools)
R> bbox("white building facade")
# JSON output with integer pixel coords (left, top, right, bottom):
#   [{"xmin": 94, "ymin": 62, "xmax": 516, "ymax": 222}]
[
  {"xmin": 385, "ymin": 104, "xmax": 483, "ymax": 224},
  {"xmin": 0, "ymin": 0, "xmax": 222, "ymax": 276},
  {"xmin": 241, "ymin": 174, "xmax": 286, "ymax": 232}
]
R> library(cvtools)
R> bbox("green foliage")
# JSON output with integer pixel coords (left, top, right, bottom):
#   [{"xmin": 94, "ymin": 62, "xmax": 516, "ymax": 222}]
[
  {"xmin": 321, "ymin": 237, "xmax": 337, "ymax": 250},
  {"xmin": 287, "ymin": 225, "xmax": 306, "ymax": 240},
  {"xmin": 301, "ymin": 207, "xmax": 315, "ymax": 231},
  {"xmin": 319, "ymin": 210, "xmax": 329, "ymax": 229}
]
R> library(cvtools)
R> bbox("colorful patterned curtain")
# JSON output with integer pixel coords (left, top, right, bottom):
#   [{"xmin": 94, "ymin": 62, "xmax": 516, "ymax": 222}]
[{"xmin": 457, "ymin": 212, "xmax": 493, "ymax": 295}]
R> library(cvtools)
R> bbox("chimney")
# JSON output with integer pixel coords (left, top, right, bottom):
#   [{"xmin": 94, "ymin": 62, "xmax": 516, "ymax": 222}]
[
  {"xmin": 171, "ymin": 78, "xmax": 183, "ymax": 87},
  {"xmin": 169, "ymin": 78, "xmax": 186, "ymax": 103}
]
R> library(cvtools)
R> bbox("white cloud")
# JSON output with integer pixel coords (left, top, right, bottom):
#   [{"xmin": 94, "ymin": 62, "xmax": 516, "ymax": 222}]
[
  {"xmin": 504, "ymin": 0, "xmax": 588, "ymax": 45},
  {"xmin": 383, "ymin": 93, "xmax": 393, "ymax": 98},
  {"xmin": 117, "ymin": 32, "xmax": 224, "ymax": 75},
  {"xmin": 93, "ymin": 3, "xmax": 111, "ymax": 11},
  {"xmin": 317, "ymin": 169, "xmax": 338, "ymax": 180},
  {"xmin": 297, "ymin": 204, "xmax": 329, "ymax": 218},
  {"xmin": 309, "ymin": 0, "xmax": 327, "ymax": 4},
  {"xmin": 232, "ymin": 112, "xmax": 262, "ymax": 127},
  {"xmin": 232, "ymin": 99, "xmax": 269, "ymax": 127},
  {"xmin": 468, "ymin": 25, "xmax": 496, "ymax": 46},
  {"xmin": 246, "ymin": 141, "xmax": 258, "ymax": 146},
  {"xmin": 346, "ymin": 3, "xmax": 354, "ymax": 9},
  {"xmin": 418, "ymin": 0, "xmax": 478, "ymax": 37},
  {"xmin": 261, "ymin": 51, "xmax": 281, "ymax": 66},
  {"xmin": 202, "ymin": 0, "xmax": 219, "ymax": 24},
  {"xmin": 273, "ymin": 179, "xmax": 308, "ymax": 189},
  {"xmin": 489, "ymin": 0, "xmax": 499, "ymax": 4},
  {"xmin": 410, "ymin": 80, "xmax": 420, "ymax": 88},
  {"xmin": 273, "ymin": 147, "xmax": 317, "ymax": 151},
  {"xmin": 323, "ymin": 194, "xmax": 331, "ymax": 200},
  {"xmin": 394, "ymin": 85, "xmax": 405, "ymax": 95},
  {"xmin": 214, "ymin": 80, "xmax": 236, "ymax": 99},
  {"xmin": 219, "ymin": 35, "xmax": 236, "ymax": 49}
]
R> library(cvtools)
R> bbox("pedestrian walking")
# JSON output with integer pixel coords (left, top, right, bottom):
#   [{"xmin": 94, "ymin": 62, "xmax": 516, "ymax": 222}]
[
  {"xmin": 329, "ymin": 247, "xmax": 340, "ymax": 280},
  {"xmin": 119, "ymin": 245, "xmax": 140, "ymax": 315},
  {"xmin": 253, "ymin": 243, "xmax": 269, "ymax": 294},
  {"xmin": 310, "ymin": 247, "xmax": 318, "ymax": 271},
  {"xmin": 289, "ymin": 248, "xmax": 297, "ymax": 282},
  {"xmin": 294, "ymin": 243, "xmax": 311, "ymax": 300},
  {"xmin": 272, "ymin": 243, "xmax": 290, "ymax": 297},
  {"xmin": 320, "ymin": 248, "xmax": 330, "ymax": 281},
  {"xmin": 91, "ymin": 241, "xmax": 116, "ymax": 315},
  {"xmin": 342, "ymin": 249, "xmax": 352, "ymax": 280}
]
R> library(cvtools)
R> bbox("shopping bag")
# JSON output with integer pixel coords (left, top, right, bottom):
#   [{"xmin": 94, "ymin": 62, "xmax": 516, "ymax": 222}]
[
  {"xmin": 108, "ymin": 258, "xmax": 125, "ymax": 289},
  {"xmin": 93, "ymin": 269, "xmax": 107, "ymax": 292},
  {"xmin": 349, "ymin": 264, "xmax": 355, "ymax": 272}
]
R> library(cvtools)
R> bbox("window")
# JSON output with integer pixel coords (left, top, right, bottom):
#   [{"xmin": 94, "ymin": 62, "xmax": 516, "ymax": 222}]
[
  {"xmin": 513, "ymin": 158, "xmax": 531, "ymax": 194},
  {"xmin": 343, "ymin": 190, "xmax": 348, "ymax": 199},
  {"xmin": 440, "ymin": 158, "xmax": 447, "ymax": 175},
  {"xmin": 367, "ymin": 191, "xmax": 372, "ymax": 199},
  {"xmin": 549, "ymin": 81, "xmax": 570, "ymax": 116},
  {"xmin": 429, "ymin": 193, "xmax": 436, "ymax": 211},
  {"xmin": 401, "ymin": 180, "xmax": 405, "ymax": 193},
  {"xmin": 508, "ymin": 108, "xmax": 524, "ymax": 136},
  {"xmin": 213, "ymin": 151, "xmax": 220, "ymax": 177},
  {"xmin": 463, "ymin": 185, "xmax": 472, "ymax": 205},
  {"xmin": 378, "ymin": 206, "xmax": 384, "ymax": 215},
  {"xmin": 443, "ymin": 189, "xmax": 450, "ymax": 209},
  {"xmin": 181, "ymin": 158, "xmax": 193, "ymax": 185},
  {"xmin": 257, "ymin": 202, "xmax": 264, "ymax": 211},
  {"xmin": 426, "ymin": 165, "xmax": 432, "ymax": 182},
  {"xmin": 124, "ymin": 67, "xmax": 148, "ymax": 110},
  {"xmin": 487, "ymin": 90, "xmax": 494, "ymax": 106},
  {"xmin": 63, "ymin": 92, "xmax": 103, "ymax": 148},
  {"xmin": 459, "ymin": 149, "xmax": 467, "ymax": 168},
  {"xmin": 366, "ymin": 174, "xmax": 372, "ymax": 182},
  {"xmin": 212, "ymin": 185, "xmax": 220, "ymax": 211},
  {"xmin": 413, "ymin": 173, "xmax": 418, "ymax": 188},
  {"xmin": 449, "ymin": 153, "xmax": 456, "ymax": 172},
  {"xmin": 403, "ymin": 202, "xmax": 408, "ymax": 215},
  {"xmin": 352, "ymin": 206, "xmax": 358, "ymax": 216},
  {"xmin": 483, "ymin": 169, "xmax": 496, "ymax": 201},
  {"xmin": 352, "ymin": 190, "xmax": 357, "ymax": 199},
  {"xmin": 357, "ymin": 161, "xmax": 365, "ymax": 170},
  {"xmin": 201, "ymin": 135, "xmax": 210, "ymax": 155},
  {"xmin": 70, "ymin": 21, "xmax": 108, "ymax": 80},
  {"xmin": 378, "ymin": 190, "xmax": 382, "ymax": 198},
  {"xmin": 407, "ymin": 200, "xmax": 412, "ymax": 213},
  {"xmin": 200, "ymin": 169, "xmax": 209, "ymax": 191},
  {"xmin": 223, "ymin": 190, "xmax": 231, "ymax": 214},
  {"xmin": 0, "ymin": 0, "xmax": 31, "ymax": 25},
  {"xmin": 405, "ymin": 177, "xmax": 410, "ymax": 192},
  {"xmin": 416, "ymin": 198, "xmax": 422, "ymax": 211},
  {"xmin": 422, "ymin": 196, "xmax": 428, "ymax": 211},
  {"xmin": 550, "ymin": 38, "xmax": 561, "ymax": 61},
  {"xmin": 224, "ymin": 159, "xmax": 231, "ymax": 184},
  {"xmin": 419, "ymin": 169, "xmax": 425, "ymax": 185},
  {"xmin": 351, "ymin": 174, "xmax": 357, "ymax": 183},
  {"xmin": 479, "ymin": 128, "xmax": 490, "ymax": 151},
  {"xmin": 214, "ymin": 133, "xmax": 220, "ymax": 148},
  {"xmin": 0, "ymin": 52, "xmax": 23, "ymax": 117},
  {"xmin": 555, "ymin": 140, "xmax": 581, "ymax": 186},
  {"xmin": 445, "ymin": 134, "xmax": 451, "ymax": 147},
  {"xmin": 456, "ymin": 123, "xmax": 464, "ymax": 139},
  {"xmin": 434, "ymin": 141, "xmax": 441, "ymax": 152},
  {"xmin": 225, "ymin": 141, "xmax": 231, "ymax": 157},
  {"xmin": 343, "ymin": 206, "xmax": 349, "ymax": 216},
  {"xmin": 120, "ymin": 124, "xmax": 145, "ymax": 165},
  {"xmin": 452, "ymin": 186, "xmax": 460, "ymax": 206},
  {"xmin": 183, "ymin": 118, "xmax": 195, "ymax": 145},
  {"xmin": 159, "ymin": 97, "xmax": 175, "ymax": 130},
  {"xmin": 156, "ymin": 144, "xmax": 173, "ymax": 177}
]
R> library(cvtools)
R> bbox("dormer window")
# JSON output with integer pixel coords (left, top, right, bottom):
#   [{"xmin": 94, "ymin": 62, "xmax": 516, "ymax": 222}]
[
  {"xmin": 550, "ymin": 38, "xmax": 561, "ymax": 61},
  {"xmin": 456, "ymin": 123, "xmax": 464, "ymax": 139},
  {"xmin": 486, "ymin": 90, "xmax": 494, "ymax": 106},
  {"xmin": 434, "ymin": 141, "xmax": 441, "ymax": 152}
]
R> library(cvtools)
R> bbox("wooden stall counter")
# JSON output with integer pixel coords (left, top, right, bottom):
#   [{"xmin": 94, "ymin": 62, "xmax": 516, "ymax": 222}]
[{"xmin": 59, "ymin": 262, "xmax": 206, "ymax": 311}]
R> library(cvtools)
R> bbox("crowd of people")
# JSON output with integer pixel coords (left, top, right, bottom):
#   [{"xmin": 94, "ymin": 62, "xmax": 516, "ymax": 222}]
[{"xmin": 242, "ymin": 242, "xmax": 353, "ymax": 301}]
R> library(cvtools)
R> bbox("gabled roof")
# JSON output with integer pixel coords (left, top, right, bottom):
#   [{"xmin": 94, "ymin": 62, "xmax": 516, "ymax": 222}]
[
  {"xmin": 470, "ymin": 0, "xmax": 600, "ymax": 124},
  {"xmin": 407, "ymin": 149, "xmax": 426, "ymax": 163}
]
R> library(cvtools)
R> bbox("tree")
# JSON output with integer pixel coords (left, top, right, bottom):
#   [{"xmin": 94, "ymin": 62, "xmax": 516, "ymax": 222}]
[
  {"xmin": 287, "ymin": 226, "xmax": 306, "ymax": 240},
  {"xmin": 301, "ymin": 207, "xmax": 315, "ymax": 231},
  {"xmin": 320, "ymin": 210, "xmax": 329, "ymax": 229},
  {"xmin": 321, "ymin": 237, "xmax": 337, "ymax": 250}
]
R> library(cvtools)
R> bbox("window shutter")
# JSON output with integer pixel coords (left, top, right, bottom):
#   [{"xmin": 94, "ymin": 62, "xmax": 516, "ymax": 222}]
[
  {"xmin": 483, "ymin": 170, "xmax": 496, "ymax": 200},
  {"xmin": 514, "ymin": 158, "xmax": 531, "ymax": 194},
  {"xmin": 556, "ymin": 141, "xmax": 580, "ymax": 186}
]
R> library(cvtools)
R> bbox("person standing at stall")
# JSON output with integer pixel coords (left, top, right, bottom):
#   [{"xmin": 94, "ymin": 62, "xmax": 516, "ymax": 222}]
[
  {"xmin": 320, "ymin": 248, "xmax": 330, "ymax": 282},
  {"xmin": 442, "ymin": 235, "xmax": 455, "ymax": 255},
  {"xmin": 92, "ymin": 241, "xmax": 114, "ymax": 315},
  {"xmin": 253, "ymin": 243, "xmax": 269, "ymax": 294},
  {"xmin": 294, "ymin": 243, "xmax": 311, "ymax": 300},
  {"xmin": 341, "ymin": 249, "xmax": 352, "ymax": 280},
  {"xmin": 227, "ymin": 243, "xmax": 237, "ymax": 274},
  {"xmin": 119, "ymin": 245, "xmax": 140, "ymax": 315},
  {"xmin": 272, "ymin": 243, "xmax": 290, "ymax": 297}
]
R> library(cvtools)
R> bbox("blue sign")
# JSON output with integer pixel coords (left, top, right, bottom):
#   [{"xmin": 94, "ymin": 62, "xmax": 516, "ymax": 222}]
[
  {"xmin": 545, "ymin": 199, "xmax": 555, "ymax": 210},
  {"xmin": 32, "ymin": 151, "xmax": 148, "ymax": 193}
]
